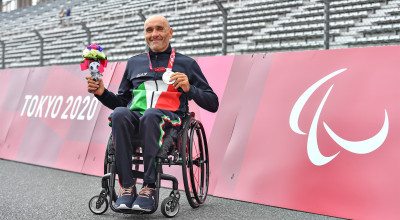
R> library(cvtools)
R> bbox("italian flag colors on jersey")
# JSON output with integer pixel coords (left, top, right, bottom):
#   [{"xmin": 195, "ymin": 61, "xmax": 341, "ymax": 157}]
[{"xmin": 130, "ymin": 80, "xmax": 182, "ymax": 113}]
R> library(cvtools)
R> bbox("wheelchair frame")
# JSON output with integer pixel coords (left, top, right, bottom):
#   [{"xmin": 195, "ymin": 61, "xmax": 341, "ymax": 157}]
[{"xmin": 88, "ymin": 112, "xmax": 210, "ymax": 218}]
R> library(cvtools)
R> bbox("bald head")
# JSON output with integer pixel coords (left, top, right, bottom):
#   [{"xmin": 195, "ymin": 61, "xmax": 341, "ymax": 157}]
[
  {"xmin": 144, "ymin": 15, "xmax": 170, "ymax": 30},
  {"xmin": 144, "ymin": 15, "xmax": 173, "ymax": 52}
]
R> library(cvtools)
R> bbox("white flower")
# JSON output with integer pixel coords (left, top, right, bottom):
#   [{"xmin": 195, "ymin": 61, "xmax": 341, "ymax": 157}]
[
  {"xmin": 82, "ymin": 45, "xmax": 107, "ymax": 60},
  {"xmin": 82, "ymin": 49, "xmax": 90, "ymax": 57}
]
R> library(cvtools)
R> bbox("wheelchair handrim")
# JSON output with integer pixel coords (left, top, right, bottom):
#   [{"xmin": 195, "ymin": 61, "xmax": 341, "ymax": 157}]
[
  {"xmin": 181, "ymin": 118, "xmax": 209, "ymax": 208},
  {"xmin": 189, "ymin": 121, "xmax": 209, "ymax": 204}
]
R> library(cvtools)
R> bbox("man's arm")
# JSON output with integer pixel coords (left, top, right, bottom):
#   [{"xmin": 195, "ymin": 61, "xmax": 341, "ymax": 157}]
[
  {"xmin": 86, "ymin": 66, "xmax": 132, "ymax": 110},
  {"xmin": 171, "ymin": 60, "xmax": 219, "ymax": 113}
]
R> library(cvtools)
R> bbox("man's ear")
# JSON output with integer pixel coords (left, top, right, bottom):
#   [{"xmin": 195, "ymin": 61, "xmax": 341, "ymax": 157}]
[{"xmin": 169, "ymin": 28, "xmax": 173, "ymax": 39}]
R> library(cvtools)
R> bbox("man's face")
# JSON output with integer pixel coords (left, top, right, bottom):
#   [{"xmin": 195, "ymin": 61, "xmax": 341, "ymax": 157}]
[{"xmin": 144, "ymin": 16, "xmax": 173, "ymax": 52}]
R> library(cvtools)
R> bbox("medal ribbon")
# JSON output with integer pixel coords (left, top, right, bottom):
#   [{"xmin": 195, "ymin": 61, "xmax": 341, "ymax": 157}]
[{"xmin": 147, "ymin": 48, "xmax": 175, "ymax": 72}]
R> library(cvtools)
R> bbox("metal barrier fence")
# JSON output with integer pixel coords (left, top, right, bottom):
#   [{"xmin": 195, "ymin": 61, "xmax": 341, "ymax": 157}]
[{"xmin": 0, "ymin": 0, "xmax": 398, "ymax": 69}]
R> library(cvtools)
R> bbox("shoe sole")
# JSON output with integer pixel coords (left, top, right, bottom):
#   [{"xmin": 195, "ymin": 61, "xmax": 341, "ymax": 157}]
[
  {"xmin": 116, "ymin": 204, "xmax": 132, "ymax": 210},
  {"xmin": 132, "ymin": 204, "xmax": 152, "ymax": 212}
]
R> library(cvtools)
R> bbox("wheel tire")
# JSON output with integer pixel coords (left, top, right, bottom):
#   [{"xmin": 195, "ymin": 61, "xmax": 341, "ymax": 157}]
[
  {"xmin": 188, "ymin": 121, "xmax": 209, "ymax": 204},
  {"xmin": 181, "ymin": 117, "xmax": 199, "ymax": 208},
  {"xmin": 161, "ymin": 196, "xmax": 180, "ymax": 218},
  {"xmin": 88, "ymin": 195, "xmax": 108, "ymax": 215},
  {"xmin": 105, "ymin": 133, "xmax": 118, "ymax": 203},
  {"xmin": 181, "ymin": 117, "xmax": 211, "ymax": 208}
]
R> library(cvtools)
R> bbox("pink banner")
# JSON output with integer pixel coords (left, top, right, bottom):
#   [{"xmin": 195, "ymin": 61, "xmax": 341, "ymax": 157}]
[
  {"xmin": 0, "ymin": 64, "xmax": 116, "ymax": 172},
  {"xmin": 0, "ymin": 68, "xmax": 31, "ymax": 159},
  {"xmin": 206, "ymin": 54, "xmax": 255, "ymax": 194},
  {"xmin": 226, "ymin": 46, "xmax": 400, "ymax": 219},
  {"xmin": 213, "ymin": 53, "xmax": 274, "ymax": 197},
  {"xmin": 2, "ymin": 46, "xmax": 400, "ymax": 219}
]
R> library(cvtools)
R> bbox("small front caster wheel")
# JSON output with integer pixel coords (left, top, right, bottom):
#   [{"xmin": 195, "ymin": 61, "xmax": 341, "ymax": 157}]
[
  {"xmin": 161, "ymin": 196, "xmax": 180, "ymax": 218},
  {"xmin": 88, "ymin": 195, "xmax": 108, "ymax": 215}
]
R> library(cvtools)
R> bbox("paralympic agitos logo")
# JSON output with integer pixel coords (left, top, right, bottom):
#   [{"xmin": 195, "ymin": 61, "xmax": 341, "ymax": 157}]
[{"xmin": 289, "ymin": 68, "xmax": 389, "ymax": 166}]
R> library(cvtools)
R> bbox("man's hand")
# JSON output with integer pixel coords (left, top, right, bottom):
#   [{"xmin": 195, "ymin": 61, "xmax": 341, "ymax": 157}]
[
  {"xmin": 85, "ymin": 76, "xmax": 104, "ymax": 96},
  {"xmin": 170, "ymin": 72, "xmax": 190, "ymax": 93}
]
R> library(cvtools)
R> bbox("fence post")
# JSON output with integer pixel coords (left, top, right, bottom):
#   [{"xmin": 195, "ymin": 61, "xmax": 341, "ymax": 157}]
[
  {"xmin": 214, "ymin": 0, "xmax": 227, "ymax": 55},
  {"xmin": 33, "ymin": 30, "xmax": 43, "ymax": 66},
  {"xmin": 324, "ymin": 0, "xmax": 330, "ymax": 50},
  {"xmin": 138, "ymin": 9, "xmax": 146, "ymax": 22},
  {"xmin": 138, "ymin": 10, "xmax": 148, "ymax": 52},
  {"xmin": 0, "ymin": 40, "xmax": 4, "ymax": 69},
  {"xmin": 81, "ymin": 22, "xmax": 91, "ymax": 45}
]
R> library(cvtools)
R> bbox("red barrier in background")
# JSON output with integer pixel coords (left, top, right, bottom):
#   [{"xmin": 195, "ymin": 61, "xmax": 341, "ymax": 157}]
[
  {"xmin": 0, "ymin": 64, "xmax": 116, "ymax": 172},
  {"xmin": 2, "ymin": 46, "xmax": 400, "ymax": 219},
  {"xmin": 212, "ymin": 53, "xmax": 274, "ymax": 197},
  {"xmin": 0, "ymin": 68, "xmax": 30, "ymax": 159},
  {"xmin": 216, "ymin": 46, "xmax": 400, "ymax": 220}
]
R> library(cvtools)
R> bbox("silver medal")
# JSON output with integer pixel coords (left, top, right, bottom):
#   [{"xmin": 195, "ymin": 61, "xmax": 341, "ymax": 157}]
[{"xmin": 162, "ymin": 70, "xmax": 175, "ymax": 84}]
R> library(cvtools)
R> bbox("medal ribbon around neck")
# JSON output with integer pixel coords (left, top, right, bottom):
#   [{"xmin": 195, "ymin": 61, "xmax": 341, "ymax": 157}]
[{"xmin": 147, "ymin": 48, "xmax": 175, "ymax": 72}]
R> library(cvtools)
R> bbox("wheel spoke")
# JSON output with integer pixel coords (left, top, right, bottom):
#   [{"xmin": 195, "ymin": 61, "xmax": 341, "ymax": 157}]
[{"xmin": 195, "ymin": 166, "xmax": 200, "ymax": 193}]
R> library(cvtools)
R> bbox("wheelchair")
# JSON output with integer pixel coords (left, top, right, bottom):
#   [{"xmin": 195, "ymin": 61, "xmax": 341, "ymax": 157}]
[{"xmin": 88, "ymin": 112, "xmax": 210, "ymax": 218}]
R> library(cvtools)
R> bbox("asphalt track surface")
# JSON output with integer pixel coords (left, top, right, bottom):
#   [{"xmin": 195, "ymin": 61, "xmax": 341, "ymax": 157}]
[{"xmin": 0, "ymin": 159, "xmax": 344, "ymax": 220}]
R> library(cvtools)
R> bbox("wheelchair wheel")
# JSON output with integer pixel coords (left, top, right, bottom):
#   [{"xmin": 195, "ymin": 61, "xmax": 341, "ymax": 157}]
[
  {"xmin": 105, "ymin": 132, "xmax": 140, "ymax": 207},
  {"xmin": 104, "ymin": 133, "xmax": 118, "ymax": 203},
  {"xmin": 88, "ymin": 195, "xmax": 108, "ymax": 215},
  {"xmin": 181, "ymin": 118, "xmax": 209, "ymax": 208},
  {"xmin": 161, "ymin": 196, "xmax": 180, "ymax": 218}
]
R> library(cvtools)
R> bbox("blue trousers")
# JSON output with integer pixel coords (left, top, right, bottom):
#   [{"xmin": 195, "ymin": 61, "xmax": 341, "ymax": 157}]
[{"xmin": 109, "ymin": 107, "xmax": 182, "ymax": 187}]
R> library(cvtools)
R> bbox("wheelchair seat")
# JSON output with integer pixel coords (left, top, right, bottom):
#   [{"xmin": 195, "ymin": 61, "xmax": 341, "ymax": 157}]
[{"xmin": 89, "ymin": 112, "xmax": 210, "ymax": 218}]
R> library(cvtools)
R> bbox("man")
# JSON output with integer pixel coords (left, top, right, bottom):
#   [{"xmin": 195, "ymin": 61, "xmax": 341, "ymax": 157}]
[
  {"xmin": 86, "ymin": 15, "xmax": 218, "ymax": 212},
  {"xmin": 65, "ymin": 6, "xmax": 71, "ymax": 27},
  {"xmin": 58, "ymin": 6, "xmax": 65, "ymax": 27}
]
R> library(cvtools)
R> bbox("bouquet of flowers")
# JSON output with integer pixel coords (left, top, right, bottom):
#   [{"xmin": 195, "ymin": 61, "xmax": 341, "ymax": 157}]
[{"xmin": 80, "ymin": 44, "xmax": 108, "ymax": 81}]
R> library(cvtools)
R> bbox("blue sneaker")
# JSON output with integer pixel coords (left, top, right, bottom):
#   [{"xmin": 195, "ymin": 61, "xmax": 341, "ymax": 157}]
[
  {"xmin": 115, "ymin": 185, "xmax": 136, "ymax": 209},
  {"xmin": 132, "ymin": 185, "xmax": 156, "ymax": 212}
]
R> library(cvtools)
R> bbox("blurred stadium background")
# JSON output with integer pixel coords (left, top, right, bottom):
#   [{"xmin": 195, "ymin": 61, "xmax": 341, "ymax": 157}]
[{"xmin": 0, "ymin": 0, "xmax": 398, "ymax": 69}]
